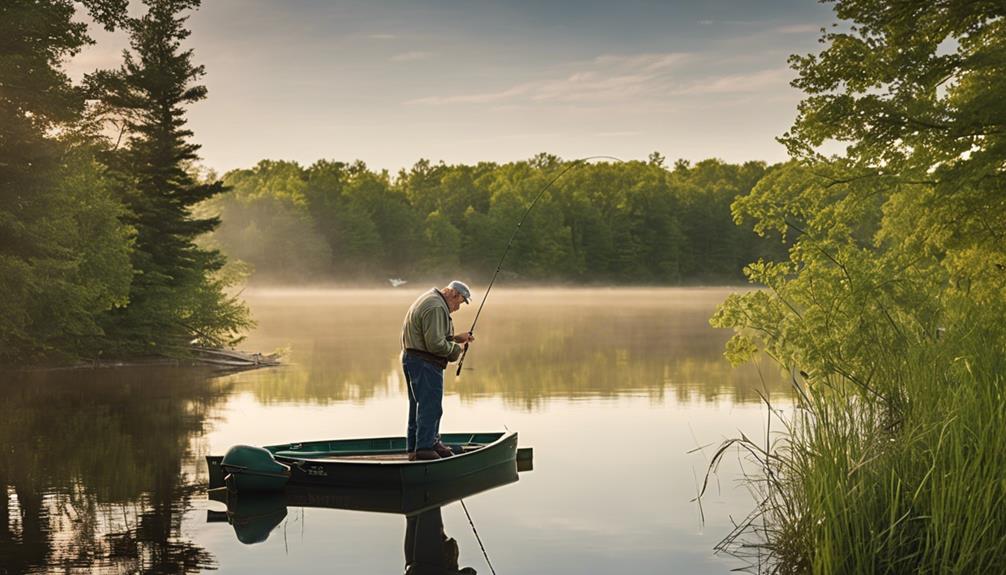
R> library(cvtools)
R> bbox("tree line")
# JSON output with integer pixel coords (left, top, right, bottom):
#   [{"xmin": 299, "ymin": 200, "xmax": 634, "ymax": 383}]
[
  {"xmin": 1, "ymin": 0, "xmax": 248, "ymax": 364},
  {"xmin": 2, "ymin": 0, "xmax": 790, "ymax": 366},
  {"xmin": 207, "ymin": 155, "xmax": 789, "ymax": 285}
]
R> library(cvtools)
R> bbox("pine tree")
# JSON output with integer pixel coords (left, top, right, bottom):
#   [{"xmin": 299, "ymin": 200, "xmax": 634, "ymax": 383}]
[{"xmin": 97, "ymin": 0, "xmax": 249, "ymax": 352}]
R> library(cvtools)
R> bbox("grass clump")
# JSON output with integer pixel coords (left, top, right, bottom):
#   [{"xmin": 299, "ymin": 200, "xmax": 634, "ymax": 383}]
[{"xmin": 707, "ymin": 310, "xmax": 1006, "ymax": 573}]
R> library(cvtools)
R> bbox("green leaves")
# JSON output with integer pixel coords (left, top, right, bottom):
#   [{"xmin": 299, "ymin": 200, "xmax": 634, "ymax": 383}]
[
  {"xmin": 712, "ymin": 2, "xmax": 1006, "ymax": 569},
  {"xmin": 718, "ymin": 0, "xmax": 1006, "ymax": 382},
  {"xmin": 0, "ymin": 1, "xmax": 137, "ymax": 363},
  {"xmin": 206, "ymin": 156, "xmax": 785, "ymax": 285},
  {"xmin": 94, "ymin": 0, "xmax": 251, "ymax": 354}
]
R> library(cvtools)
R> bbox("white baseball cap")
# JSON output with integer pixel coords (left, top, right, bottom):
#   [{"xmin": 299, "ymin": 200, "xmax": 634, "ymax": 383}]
[{"xmin": 447, "ymin": 280, "xmax": 471, "ymax": 303}]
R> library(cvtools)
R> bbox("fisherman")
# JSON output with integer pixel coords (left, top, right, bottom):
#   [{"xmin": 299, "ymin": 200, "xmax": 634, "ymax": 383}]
[{"xmin": 401, "ymin": 281, "xmax": 475, "ymax": 460}]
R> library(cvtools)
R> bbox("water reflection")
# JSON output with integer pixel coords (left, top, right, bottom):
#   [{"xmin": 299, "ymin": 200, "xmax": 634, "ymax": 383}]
[
  {"xmin": 0, "ymin": 367, "xmax": 229, "ymax": 573},
  {"xmin": 206, "ymin": 461, "xmax": 520, "ymax": 573},
  {"xmin": 237, "ymin": 288, "xmax": 788, "ymax": 406},
  {"xmin": 1, "ymin": 288, "xmax": 793, "ymax": 574},
  {"xmin": 405, "ymin": 508, "xmax": 477, "ymax": 575}
]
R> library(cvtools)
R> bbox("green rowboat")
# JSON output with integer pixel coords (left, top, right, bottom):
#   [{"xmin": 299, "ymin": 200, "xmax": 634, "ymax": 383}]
[{"xmin": 207, "ymin": 431, "xmax": 529, "ymax": 492}]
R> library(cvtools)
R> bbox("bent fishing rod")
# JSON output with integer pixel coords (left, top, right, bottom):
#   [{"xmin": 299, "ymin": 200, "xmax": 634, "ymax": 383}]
[{"xmin": 456, "ymin": 155, "xmax": 623, "ymax": 376}]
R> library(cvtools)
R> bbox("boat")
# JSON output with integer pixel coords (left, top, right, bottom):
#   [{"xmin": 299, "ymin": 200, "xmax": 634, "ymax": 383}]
[{"xmin": 207, "ymin": 431, "xmax": 530, "ymax": 492}]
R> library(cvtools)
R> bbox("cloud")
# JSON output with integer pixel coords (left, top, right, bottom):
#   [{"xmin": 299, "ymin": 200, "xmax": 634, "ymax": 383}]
[
  {"xmin": 409, "ymin": 84, "xmax": 533, "ymax": 105},
  {"xmin": 593, "ymin": 130, "xmax": 641, "ymax": 138},
  {"xmin": 530, "ymin": 72, "xmax": 654, "ymax": 103},
  {"xmin": 390, "ymin": 51, "xmax": 432, "ymax": 62},
  {"xmin": 408, "ymin": 52, "xmax": 692, "ymax": 106},
  {"xmin": 407, "ymin": 51, "xmax": 792, "ymax": 108},
  {"xmin": 593, "ymin": 52, "xmax": 689, "ymax": 72},
  {"xmin": 672, "ymin": 67, "xmax": 794, "ymax": 95},
  {"xmin": 699, "ymin": 19, "xmax": 759, "ymax": 26},
  {"xmin": 772, "ymin": 23, "xmax": 821, "ymax": 34},
  {"xmin": 368, "ymin": 33, "xmax": 397, "ymax": 40}
]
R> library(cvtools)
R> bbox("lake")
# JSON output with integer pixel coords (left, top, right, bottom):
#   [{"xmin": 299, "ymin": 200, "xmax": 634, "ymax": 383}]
[{"xmin": 0, "ymin": 288, "xmax": 792, "ymax": 574}]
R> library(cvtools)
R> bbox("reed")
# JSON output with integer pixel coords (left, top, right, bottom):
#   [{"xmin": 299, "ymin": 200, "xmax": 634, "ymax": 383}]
[{"xmin": 707, "ymin": 324, "xmax": 1006, "ymax": 573}]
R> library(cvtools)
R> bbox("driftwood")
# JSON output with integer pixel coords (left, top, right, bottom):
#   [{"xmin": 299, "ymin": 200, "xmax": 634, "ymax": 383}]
[
  {"xmin": 188, "ymin": 346, "xmax": 282, "ymax": 368},
  {"xmin": 8, "ymin": 347, "xmax": 282, "ymax": 372}
]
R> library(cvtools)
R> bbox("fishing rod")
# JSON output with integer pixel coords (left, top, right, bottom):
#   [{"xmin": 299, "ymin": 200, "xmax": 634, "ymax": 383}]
[{"xmin": 456, "ymin": 155, "xmax": 623, "ymax": 376}]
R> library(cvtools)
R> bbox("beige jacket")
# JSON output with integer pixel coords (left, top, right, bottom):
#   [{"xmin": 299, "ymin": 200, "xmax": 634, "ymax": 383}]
[{"xmin": 401, "ymin": 289, "xmax": 462, "ymax": 361}]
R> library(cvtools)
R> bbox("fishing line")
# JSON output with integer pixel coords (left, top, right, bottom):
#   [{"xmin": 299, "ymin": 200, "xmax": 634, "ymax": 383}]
[
  {"xmin": 461, "ymin": 498, "xmax": 498, "ymax": 575},
  {"xmin": 456, "ymin": 155, "xmax": 624, "ymax": 376}
]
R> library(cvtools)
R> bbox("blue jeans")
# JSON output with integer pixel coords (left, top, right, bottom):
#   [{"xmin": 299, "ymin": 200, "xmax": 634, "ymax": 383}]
[{"xmin": 403, "ymin": 353, "xmax": 444, "ymax": 452}]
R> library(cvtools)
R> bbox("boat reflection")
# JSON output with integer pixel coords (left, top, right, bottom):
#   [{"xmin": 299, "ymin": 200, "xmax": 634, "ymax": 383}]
[{"xmin": 207, "ymin": 460, "xmax": 522, "ymax": 551}]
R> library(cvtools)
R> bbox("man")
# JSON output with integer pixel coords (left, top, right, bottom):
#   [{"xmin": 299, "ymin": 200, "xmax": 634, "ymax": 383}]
[{"xmin": 401, "ymin": 280, "xmax": 475, "ymax": 460}]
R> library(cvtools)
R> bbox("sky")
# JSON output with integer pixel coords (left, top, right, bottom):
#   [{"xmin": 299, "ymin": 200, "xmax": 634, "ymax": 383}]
[{"xmin": 68, "ymin": 0, "xmax": 837, "ymax": 175}]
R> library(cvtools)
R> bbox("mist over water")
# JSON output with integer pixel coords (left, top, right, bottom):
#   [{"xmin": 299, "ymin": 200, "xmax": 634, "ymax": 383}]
[
  {"xmin": 2, "ymin": 287, "xmax": 790, "ymax": 574},
  {"xmin": 238, "ymin": 286, "xmax": 788, "ymax": 404}
]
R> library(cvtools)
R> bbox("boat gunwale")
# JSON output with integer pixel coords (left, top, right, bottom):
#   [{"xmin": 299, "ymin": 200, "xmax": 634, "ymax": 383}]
[{"xmin": 266, "ymin": 430, "xmax": 516, "ymax": 467}]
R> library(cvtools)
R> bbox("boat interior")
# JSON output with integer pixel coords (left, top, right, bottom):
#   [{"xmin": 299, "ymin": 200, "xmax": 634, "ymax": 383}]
[{"xmin": 266, "ymin": 432, "xmax": 509, "ymax": 461}]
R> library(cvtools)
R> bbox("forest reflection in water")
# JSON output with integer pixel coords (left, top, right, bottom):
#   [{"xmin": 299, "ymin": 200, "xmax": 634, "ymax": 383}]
[
  {"xmin": 1, "ymin": 288, "xmax": 791, "ymax": 573},
  {"xmin": 0, "ymin": 368, "xmax": 229, "ymax": 573}
]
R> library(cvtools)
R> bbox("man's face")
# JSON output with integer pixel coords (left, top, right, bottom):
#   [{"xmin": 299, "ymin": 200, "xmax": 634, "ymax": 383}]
[{"xmin": 445, "ymin": 289, "xmax": 464, "ymax": 313}]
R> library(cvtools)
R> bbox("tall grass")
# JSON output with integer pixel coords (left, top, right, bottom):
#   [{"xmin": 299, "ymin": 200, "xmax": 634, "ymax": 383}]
[{"xmin": 707, "ymin": 324, "xmax": 1006, "ymax": 573}]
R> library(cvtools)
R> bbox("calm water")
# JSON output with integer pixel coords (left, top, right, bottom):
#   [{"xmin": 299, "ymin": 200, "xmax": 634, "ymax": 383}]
[{"xmin": 1, "ymin": 288, "xmax": 791, "ymax": 574}]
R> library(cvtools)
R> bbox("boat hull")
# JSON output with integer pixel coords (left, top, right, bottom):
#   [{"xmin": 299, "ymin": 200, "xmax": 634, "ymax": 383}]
[
  {"xmin": 207, "ymin": 431, "xmax": 522, "ymax": 490},
  {"xmin": 277, "ymin": 432, "xmax": 518, "ymax": 488}
]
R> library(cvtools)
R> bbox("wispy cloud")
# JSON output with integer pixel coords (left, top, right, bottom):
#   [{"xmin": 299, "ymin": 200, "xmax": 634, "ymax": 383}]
[
  {"xmin": 391, "ymin": 51, "xmax": 432, "ymax": 62},
  {"xmin": 699, "ymin": 19, "xmax": 759, "ymax": 26},
  {"xmin": 593, "ymin": 52, "xmax": 688, "ymax": 72},
  {"xmin": 409, "ymin": 84, "xmax": 533, "ymax": 105},
  {"xmin": 408, "ymin": 52, "xmax": 792, "ymax": 107},
  {"xmin": 368, "ymin": 33, "xmax": 397, "ymax": 40},
  {"xmin": 408, "ymin": 52, "xmax": 692, "ymax": 106},
  {"xmin": 672, "ymin": 67, "xmax": 793, "ymax": 95},
  {"xmin": 772, "ymin": 23, "xmax": 821, "ymax": 34},
  {"xmin": 594, "ymin": 130, "xmax": 641, "ymax": 138}
]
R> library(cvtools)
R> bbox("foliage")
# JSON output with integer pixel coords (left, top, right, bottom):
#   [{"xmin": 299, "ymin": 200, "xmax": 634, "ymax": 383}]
[
  {"xmin": 94, "ymin": 0, "xmax": 251, "ymax": 352},
  {"xmin": 0, "ymin": 0, "xmax": 253, "ymax": 363},
  {"xmin": 209, "ymin": 156, "xmax": 787, "ymax": 284},
  {"xmin": 709, "ymin": 0, "xmax": 1006, "ymax": 571},
  {"xmin": 0, "ymin": 0, "xmax": 133, "ymax": 362},
  {"xmin": 209, "ymin": 161, "xmax": 332, "ymax": 282}
]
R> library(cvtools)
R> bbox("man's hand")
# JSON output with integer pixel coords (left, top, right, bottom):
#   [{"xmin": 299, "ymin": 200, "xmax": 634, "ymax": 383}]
[{"xmin": 454, "ymin": 332, "xmax": 475, "ymax": 344}]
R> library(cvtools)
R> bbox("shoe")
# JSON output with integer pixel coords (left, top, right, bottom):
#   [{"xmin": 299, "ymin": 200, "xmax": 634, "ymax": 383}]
[
  {"xmin": 407, "ymin": 451, "xmax": 416, "ymax": 461},
  {"xmin": 432, "ymin": 441, "xmax": 455, "ymax": 458},
  {"xmin": 414, "ymin": 449, "xmax": 441, "ymax": 460}
]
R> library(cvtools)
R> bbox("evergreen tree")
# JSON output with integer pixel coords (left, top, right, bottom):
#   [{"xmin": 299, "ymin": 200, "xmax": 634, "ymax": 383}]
[
  {"xmin": 96, "ymin": 0, "xmax": 249, "ymax": 352},
  {"xmin": 0, "ymin": 0, "xmax": 132, "ymax": 363}
]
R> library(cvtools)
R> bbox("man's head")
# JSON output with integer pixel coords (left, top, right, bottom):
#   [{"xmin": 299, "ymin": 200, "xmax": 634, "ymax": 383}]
[{"xmin": 441, "ymin": 280, "xmax": 471, "ymax": 313}]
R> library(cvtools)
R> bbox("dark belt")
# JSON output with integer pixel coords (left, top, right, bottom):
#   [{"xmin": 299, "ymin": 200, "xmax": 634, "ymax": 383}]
[{"xmin": 403, "ymin": 348, "xmax": 449, "ymax": 370}]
